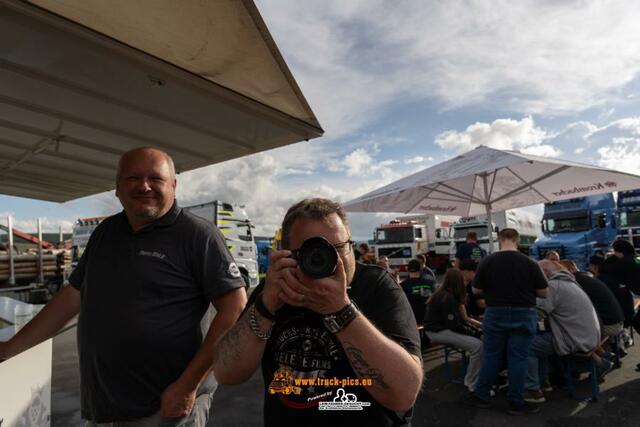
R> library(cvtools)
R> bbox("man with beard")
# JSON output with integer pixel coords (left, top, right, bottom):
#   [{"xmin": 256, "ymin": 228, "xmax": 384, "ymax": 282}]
[
  {"xmin": 213, "ymin": 198, "xmax": 423, "ymax": 426},
  {"xmin": 0, "ymin": 147, "xmax": 247, "ymax": 426}
]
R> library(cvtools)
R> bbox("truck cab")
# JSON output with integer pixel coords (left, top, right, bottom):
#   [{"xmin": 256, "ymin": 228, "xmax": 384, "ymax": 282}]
[
  {"xmin": 374, "ymin": 221, "xmax": 427, "ymax": 274},
  {"xmin": 71, "ymin": 217, "xmax": 107, "ymax": 259},
  {"xmin": 449, "ymin": 210, "xmax": 541, "ymax": 260},
  {"xmin": 530, "ymin": 195, "xmax": 617, "ymax": 270},
  {"xmin": 617, "ymin": 189, "xmax": 640, "ymax": 254},
  {"xmin": 184, "ymin": 201, "xmax": 259, "ymax": 289}
]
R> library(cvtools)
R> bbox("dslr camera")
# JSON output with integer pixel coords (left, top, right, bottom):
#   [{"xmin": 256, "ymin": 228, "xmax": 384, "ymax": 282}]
[{"xmin": 290, "ymin": 237, "xmax": 339, "ymax": 279}]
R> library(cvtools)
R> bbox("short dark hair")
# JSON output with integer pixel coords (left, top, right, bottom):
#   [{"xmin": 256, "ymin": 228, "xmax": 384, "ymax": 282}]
[
  {"xmin": 359, "ymin": 242, "xmax": 370, "ymax": 252},
  {"xmin": 416, "ymin": 254, "xmax": 427, "ymax": 263},
  {"xmin": 466, "ymin": 231, "xmax": 478, "ymax": 241},
  {"xmin": 589, "ymin": 254, "xmax": 605, "ymax": 266},
  {"xmin": 499, "ymin": 228, "xmax": 519, "ymax": 242},
  {"xmin": 612, "ymin": 239, "xmax": 635, "ymax": 257},
  {"xmin": 281, "ymin": 198, "xmax": 349, "ymax": 250},
  {"xmin": 459, "ymin": 259, "xmax": 477, "ymax": 272},
  {"xmin": 407, "ymin": 259, "xmax": 422, "ymax": 273}
]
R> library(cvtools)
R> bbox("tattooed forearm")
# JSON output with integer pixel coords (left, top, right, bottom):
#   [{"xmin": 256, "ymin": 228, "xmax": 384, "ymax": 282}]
[
  {"xmin": 343, "ymin": 341, "xmax": 390, "ymax": 389},
  {"xmin": 214, "ymin": 312, "xmax": 250, "ymax": 367}
]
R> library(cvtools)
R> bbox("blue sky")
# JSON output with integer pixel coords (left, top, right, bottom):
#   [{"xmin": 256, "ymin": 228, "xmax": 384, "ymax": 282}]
[{"xmin": 3, "ymin": 1, "xmax": 640, "ymax": 241}]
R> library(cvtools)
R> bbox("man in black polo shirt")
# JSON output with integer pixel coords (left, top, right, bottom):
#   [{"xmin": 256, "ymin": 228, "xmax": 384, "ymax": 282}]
[
  {"xmin": 212, "ymin": 198, "xmax": 423, "ymax": 426},
  {"xmin": 0, "ymin": 147, "xmax": 247, "ymax": 426},
  {"xmin": 471, "ymin": 228, "xmax": 548, "ymax": 415}
]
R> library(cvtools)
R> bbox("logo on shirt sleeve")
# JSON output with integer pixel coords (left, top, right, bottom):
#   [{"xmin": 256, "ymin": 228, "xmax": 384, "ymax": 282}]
[{"xmin": 228, "ymin": 262, "xmax": 241, "ymax": 278}]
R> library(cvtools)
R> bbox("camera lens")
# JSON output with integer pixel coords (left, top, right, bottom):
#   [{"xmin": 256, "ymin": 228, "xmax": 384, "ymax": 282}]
[{"xmin": 295, "ymin": 237, "xmax": 338, "ymax": 279}]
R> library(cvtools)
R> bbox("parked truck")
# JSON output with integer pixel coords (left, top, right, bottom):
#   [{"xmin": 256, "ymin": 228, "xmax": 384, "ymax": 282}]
[
  {"xmin": 617, "ymin": 189, "xmax": 640, "ymax": 254},
  {"xmin": 530, "ymin": 195, "xmax": 617, "ymax": 270},
  {"xmin": 449, "ymin": 209, "xmax": 541, "ymax": 259},
  {"xmin": 373, "ymin": 214, "xmax": 457, "ymax": 273},
  {"xmin": 183, "ymin": 201, "xmax": 259, "ymax": 289},
  {"xmin": 71, "ymin": 217, "xmax": 108, "ymax": 258}
]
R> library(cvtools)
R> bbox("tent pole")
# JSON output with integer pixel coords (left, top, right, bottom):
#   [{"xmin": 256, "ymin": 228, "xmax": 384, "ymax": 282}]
[
  {"xmin": 482, "ymin": 173, "xmax": 494, "ymax": 254},
  {"xmin": 486, "ymin": 203, "xmax": 494, "ymax": 254}
]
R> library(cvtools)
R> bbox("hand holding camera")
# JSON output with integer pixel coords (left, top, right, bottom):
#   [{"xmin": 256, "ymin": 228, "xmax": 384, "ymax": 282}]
[
  {"xmin": 262, "ymin": 249, "xmax": 298, "ymax": 314},
  {"xmin": 265, "ymin": 237, "xmax": 350, "ymax": 315}
]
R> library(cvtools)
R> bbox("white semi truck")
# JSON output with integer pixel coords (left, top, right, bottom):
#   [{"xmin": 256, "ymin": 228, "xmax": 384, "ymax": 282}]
[
  {"xmin": 184, "ymin": 201, "xmax": 259, "ymax": 289},
  {"xmin": 374, "ymin": 214, "xmax": 457, "ymax": 273},
  {"xmin": 449, "ymin": 209, "xmax": 541, "ymax": 259}
]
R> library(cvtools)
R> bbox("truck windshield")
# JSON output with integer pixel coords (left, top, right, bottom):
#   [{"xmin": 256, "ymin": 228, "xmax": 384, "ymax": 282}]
[
  {"xmin": 375, "ymin": 227, "xmax": 415, "ymax": 244},
  {"xmin": 620, "ymin": 211, "xmax": 640, "ymax": 228},
  {"xmin": 235, "ymin": 222, "xmax": 253, "ymax": 242},
  {"xmin": 543, "ymin": 215, "xmax": 590, "ymax": 233},
  {"xmin": 453, "ymin": 226, "xmax": 487, "ymax": 240}
]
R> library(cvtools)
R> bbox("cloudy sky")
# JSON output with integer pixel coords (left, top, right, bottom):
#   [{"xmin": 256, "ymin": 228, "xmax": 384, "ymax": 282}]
[{"xmin": 3, "ymin": 0, "xmax": 640, "ymax": 240}]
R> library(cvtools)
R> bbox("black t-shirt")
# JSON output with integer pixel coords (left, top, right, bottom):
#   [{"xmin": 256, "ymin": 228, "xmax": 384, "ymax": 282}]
[
  {"xmin": 574, "ymin": 272, "xmax": 624, "ymax": 326},
  {"xmin": 472, "ymin": 251, "xmax": 548, "ymax": 307},
  {"xmin": 69, "ymin": 203, "xmax": 244, "ymax": 422},
  {"xmin": 400, "ymin": 277, "xmax": 434, "ymax": 324},
  {"xmin": 256, "ymin": 263, "xmax": 421, "ymax": 427},
  {"xmin": 423, "ymin": 293, "xmax": 468, "ymax": 335},
  {"xmin": 455, "ymin": 242, "xmax": 486, "ymax": 265}
]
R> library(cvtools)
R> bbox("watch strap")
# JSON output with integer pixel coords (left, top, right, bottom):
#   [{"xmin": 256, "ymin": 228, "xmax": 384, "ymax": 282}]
[
  {"xmin": 255, "ymin": 292, "xmax": 276, "ymax": 321},
  {"xmin": 324, "ymin": 301, "xmax": 359, "ymax": 333}
]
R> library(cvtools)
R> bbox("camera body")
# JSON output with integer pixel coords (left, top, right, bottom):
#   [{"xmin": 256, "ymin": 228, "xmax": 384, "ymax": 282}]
[{"xmin": 290, "ymin": 237, "xmax": 338, "ymax": 279}]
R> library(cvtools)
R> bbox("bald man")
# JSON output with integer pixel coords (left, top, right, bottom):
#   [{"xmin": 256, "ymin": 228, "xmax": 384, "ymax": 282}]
[{"xmin": 0, "ymin": 147, "xmax": 247, "ymax": 426}]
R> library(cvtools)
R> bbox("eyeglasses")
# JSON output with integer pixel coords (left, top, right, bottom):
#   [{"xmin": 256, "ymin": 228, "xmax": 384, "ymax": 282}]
[{"xmin": 333, "ymin": 239, "xmax": 355, "ymax": 255}]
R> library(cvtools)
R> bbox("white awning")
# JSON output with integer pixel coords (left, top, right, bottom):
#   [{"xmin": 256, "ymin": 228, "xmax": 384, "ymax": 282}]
[{"xmin": 0, "ymin": 0, "xmax": 323, "ymax": 202}]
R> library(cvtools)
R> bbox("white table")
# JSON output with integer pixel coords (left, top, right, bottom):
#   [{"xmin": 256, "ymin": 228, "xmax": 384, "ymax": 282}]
[{"xmin": 0, "ymin": 297, "xmax": 52, "ymax": 426}]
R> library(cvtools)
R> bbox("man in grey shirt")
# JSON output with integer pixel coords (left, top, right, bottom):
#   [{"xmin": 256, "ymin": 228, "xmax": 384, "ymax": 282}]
[{"xmin": 524, "ymin": 260, "xmax": 602, "ymax": 403}]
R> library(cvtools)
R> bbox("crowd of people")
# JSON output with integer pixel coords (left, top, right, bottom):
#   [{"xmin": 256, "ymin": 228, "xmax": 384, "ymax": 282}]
[
  {"xmin": 0, "ymin": 147, "xmax": 638, "ymax": 425},
  {"xmin": 413, "ymin": 230, "xmax": 640, "ymax": 416}
]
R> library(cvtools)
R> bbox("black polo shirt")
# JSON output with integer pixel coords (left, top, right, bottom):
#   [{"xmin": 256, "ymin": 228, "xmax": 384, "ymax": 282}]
[{"xmin": 69, "ymin": 202, "xmax": 244, "ymax": 423}]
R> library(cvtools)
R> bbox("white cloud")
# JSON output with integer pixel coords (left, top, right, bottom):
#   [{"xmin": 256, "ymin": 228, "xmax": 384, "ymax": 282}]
[
  {"xmin": 257, "ymin": 1, "xmax": 640, "ymax": 138},
  {"xmin": 343, "ymin": 149, "xmax": 373, "ymax": 176},
  {"xmin": 434, "ymin": 116, "xmax": 559, "ymax": 156},
  {"xmin": 0, "ymin": 212, "xmax": 74, "ymax": 233},
  {"xmin": 404, "ymin": 156, "xmax": 433, "ymax": 164}
]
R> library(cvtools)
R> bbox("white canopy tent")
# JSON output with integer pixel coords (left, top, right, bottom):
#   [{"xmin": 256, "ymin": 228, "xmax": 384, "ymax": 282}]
[
  {"xmin": 0, "ymin": 0, "xmax": 323, "ymax": 202},
  {"xmin": 343, "ymin": 146, "xmax": 640, "ymax": 252}
]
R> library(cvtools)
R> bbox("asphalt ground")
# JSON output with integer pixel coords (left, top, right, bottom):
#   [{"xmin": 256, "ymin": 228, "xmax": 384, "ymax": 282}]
[{"xmin": 51, "ymin": 323, "xmax": 640, "ymax": 427}]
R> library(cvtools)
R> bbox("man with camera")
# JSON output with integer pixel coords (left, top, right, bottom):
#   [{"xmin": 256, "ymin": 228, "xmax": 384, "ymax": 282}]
[{"xmin": 213, "ymin": 198, "xmax": 423, "ymax": 426}]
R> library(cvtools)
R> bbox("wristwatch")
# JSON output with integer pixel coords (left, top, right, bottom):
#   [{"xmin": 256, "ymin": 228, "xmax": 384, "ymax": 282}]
[{"xmin": 322, "ymin": 301, "xmax": 359, "ymax": 333}]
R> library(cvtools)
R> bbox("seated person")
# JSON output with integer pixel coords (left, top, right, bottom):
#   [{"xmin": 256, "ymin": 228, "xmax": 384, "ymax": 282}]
[
  {"xmin": 460, "ymin": 259, "xmax": 485, "ymax": 319},
  {"xmin": 400, "ymin": 259, "xmax": 436, "ymax": 322},
  {"xmin": 544, "ymin": 251, "xmax": 560, "ymax": 262},
  {"xmin": 423, "ymin": 268, "xmax": 482, "ymax": 392},
  {"xmin": 524, "ymin": 260, "xmax": 603, "ymax": 403},
  {"xmin": 377, "ymin": 256, "xmax": 400, "ymax": 284},
  {"xmin": 588, "ymin": 254, "xmax": 605, "ymax": 277},
  {"xmin": 558, "ymin": 260, "xmax": 624, "ymax": 338},
  {"xmin": 416, "ymin": 254, "xmax": 437, "ymax": 286}
]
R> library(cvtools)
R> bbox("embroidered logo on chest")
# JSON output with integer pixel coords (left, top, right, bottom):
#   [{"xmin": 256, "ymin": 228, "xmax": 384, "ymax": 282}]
[{"xmin": 139, "ymin": 250, "xmax": 167, "ymax": 260}]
